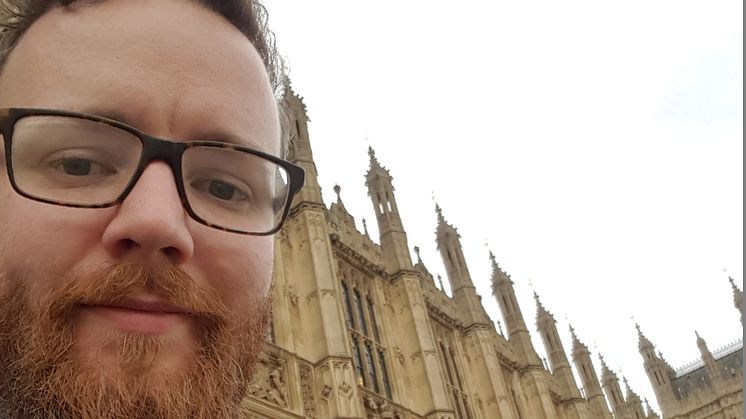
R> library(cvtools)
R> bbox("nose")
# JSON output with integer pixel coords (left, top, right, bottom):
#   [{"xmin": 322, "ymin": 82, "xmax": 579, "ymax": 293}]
[{"xmin": 101, "ymin": 162, "xmax": 194, "ymax": 265}]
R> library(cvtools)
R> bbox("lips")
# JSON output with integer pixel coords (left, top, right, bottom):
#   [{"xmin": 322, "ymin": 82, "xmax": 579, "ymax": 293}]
[{"xmin": 79, "ymin": 298, "xmax": 192, "ymax": 334}]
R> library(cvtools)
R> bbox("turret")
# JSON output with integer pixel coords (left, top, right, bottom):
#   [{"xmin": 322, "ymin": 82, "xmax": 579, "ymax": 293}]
[
  {"xmin": 535, "ymin": 293, "xmax": 582, "ymax": 399},
  {"xmin": 644, "ymin": 399, "xmax": 660, "ymax": 419},
  {"xmin": 283, "ymin": 80, "xmax": 323, "ymax": 206},
  {"xmin": 695, "ymin": 331, "xmax": 721, "ymax": 382},
  {"xmin": 490, "ymin": 252, "xmax": 542, "ymax": 367},
  {"xmin": 570, "ymin": 326, "xmax": 613, "ymax": 419},
  {"xmin": 435, "ymin": 205, "xmax": 473, "ymax": 292},
  {"xmin": 624, "ymin": 377, "xmax": 647, "ymax": 419},
  {"xmin": 636, "ymin": 324, "xmax": 674, "ymax": 409},
  {"xmin": 435, "ymin": 206, "xmax": 489, "ymax": 326},
  {"xmin": 730, "ymin": 277, "xmax": 742, "ymax": 325},
  {"xmin": 365, "ymin": 147, "xmax": 413, "ymax": 274},
  {"xmin": 600, "ymin": 354, "xmax": 627, "ymax": 418}
]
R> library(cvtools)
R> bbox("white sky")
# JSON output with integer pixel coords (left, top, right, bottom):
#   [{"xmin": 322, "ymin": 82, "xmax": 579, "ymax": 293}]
[{"xmin": 262, "ymin": 0, "xmax": 743, "ymax": 413}]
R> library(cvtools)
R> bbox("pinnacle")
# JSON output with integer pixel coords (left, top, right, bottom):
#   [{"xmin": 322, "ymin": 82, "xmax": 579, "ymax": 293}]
[
  {"xmin": 636, "ymin": 323, "xmax": 654, "ymax": 351},
  {"xmin": 599, "ymin": 353, "xmax": 614, "ymax": 380},
  {"xmin": 569, "ymin": 324, "xmax": 587, "ymax": 353},
  {"xmin": 435, "ymin": 203, "xmax": 445, "ymax": 224},
  {"xmin": 489, "ymin": 252, "xmax": 512, "ymax": 291},
  {"xmin": 414, "ymin": 246, "xmax": 423, "ymax": 264},
  {"xmin": 368, "ymin": 146, "xmax": 380, "ymax": 168},
  {"xmin": 333, "ymin": 184, "xmax": 342, "ymax": 204},
  {"xmin": 437, "ymin": 274, "xmax": 445, "ymax": 292},
  {"xmin": 534, "ymin": 292, "xmax": 551, "ymax": 317},
  {"xmin": 362, "ymin": 218, "xmax": 369, "ymax": 236}
]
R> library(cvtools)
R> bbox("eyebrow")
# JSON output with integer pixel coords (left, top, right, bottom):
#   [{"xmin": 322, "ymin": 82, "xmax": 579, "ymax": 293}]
[{"xmin": 79, "ymin": 106, "xmax": 260, "ymax": 149}]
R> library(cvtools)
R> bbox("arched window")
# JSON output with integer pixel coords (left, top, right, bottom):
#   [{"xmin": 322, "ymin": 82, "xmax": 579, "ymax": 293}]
[
  {"xmin": 352, "ymin": 336, "xmax": 366, "ymax": 386},
  {"xmin": 341, "ymin": 266, "xmax": 392, "ymax": 399},
  {"xmin": 353, "ymin": 290, "xmax": 368, "ymax": 335},
  {"xmin": 365, "ymin": 343, "xmax": 380, "ymax": 393},
  {"xmin": 341, "ymin": 282, "xmax": 354, "ymax": 327},
  {"xmin": 440, "ymin": 342, "xmax": 455, "ymax": 385},
  {"xmin": 367, "ymin": 297, "xmax": 381, "ymax": 342},
  {"xmin": 379, "ymin": 350, "xmax": 392, "ymax": 399}
]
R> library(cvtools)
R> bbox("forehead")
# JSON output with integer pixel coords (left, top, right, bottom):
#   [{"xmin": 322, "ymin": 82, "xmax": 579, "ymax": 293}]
[{"xmin": 0, "ymin": 0, "xmax": 280, "ymax": 153}]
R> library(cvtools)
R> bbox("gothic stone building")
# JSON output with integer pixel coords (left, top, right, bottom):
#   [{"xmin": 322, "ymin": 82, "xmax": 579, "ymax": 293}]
[
  {"xmin": 241, "ymin": 85, "xmax": 741, "ymax": 419},
  {"xmin": 635, "ymin": 278, "xmax": 743, "ymax": 419}
]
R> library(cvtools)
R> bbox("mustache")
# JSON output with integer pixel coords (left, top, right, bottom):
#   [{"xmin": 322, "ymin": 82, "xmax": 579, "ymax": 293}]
[{"xmin": 45, "ymin": 263, "xmax": 231, "ymax": 325}]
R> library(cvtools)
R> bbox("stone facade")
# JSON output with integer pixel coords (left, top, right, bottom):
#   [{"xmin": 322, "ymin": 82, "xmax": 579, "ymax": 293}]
[
  {"xmin": 240, "ymin": 85, "xmax": 738, "ymax": 419},
  {"xmin": 636, "ymin": 279, "xmax": 743, "ymax": 419}
]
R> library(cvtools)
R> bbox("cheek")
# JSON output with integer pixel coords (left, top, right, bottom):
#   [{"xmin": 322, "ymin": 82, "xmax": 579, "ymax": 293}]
[
  {"xmin": 0, "ymin": 197, "xmax": 112, "ymax": 285},
  {"xmin": 192, "ymin": 234, "xmax": 274, "ymax": 309}
]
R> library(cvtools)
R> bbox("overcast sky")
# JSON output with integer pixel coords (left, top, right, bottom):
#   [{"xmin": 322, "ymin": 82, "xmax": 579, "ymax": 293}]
[{"xmin": 262, "ymin": 0, "xmax": 743, "ymax": 412}]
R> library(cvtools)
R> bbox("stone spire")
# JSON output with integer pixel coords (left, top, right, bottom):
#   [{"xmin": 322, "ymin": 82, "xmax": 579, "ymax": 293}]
[
  {"xmin": 624, "ymin": 377, "xmax": 647, "ymax": 419},
  {"xmin": 645, "ymin": 398, "xmax": 660, "ymax": 419},
  {"xmin": 636, "ymin": 322, "xmax": 675, "ymax": 411},
  {"xmin": 282, "ymin": 77, "xmax": 322, "ymax": 206},
  {"xmin": 636, "ymin": 323, "xmax": 653, "ymax": 350},
  {"xmin": 434, "ymin": 204, "xmax": 475, "ymax": 292},
  {"xmin": 365, "ymin": 147, "xmax": 413, "ymax": 274},
  {"xmin": 490, "ymin": 251, "xmax": 541, "ymax": 367},
  {"xmin": 695, "ymin": 330, "xmax": 720, "ymax": 380},
  {"xmin": 600, "ymin": 354, "xmax": 627, "ymax": 417},
  {"xmin": 730, "ymin": 276, "xmax": 742, "ymax": 325},
  {"xmin": 570, "ymin": 327, "xmax": 613, "ymax": 419},
  {"xmin": 434, "ymin": 205, "xmax": 489, "ymax": 327},
  {"xmin": 535, "ymin": 293, "xmax": 582, "ymax": 399}
]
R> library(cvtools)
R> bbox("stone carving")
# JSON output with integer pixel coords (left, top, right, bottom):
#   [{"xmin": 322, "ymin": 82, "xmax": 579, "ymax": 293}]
[
  {"xmin": 320, "ymin": 385, "xmax": 333, "ymax": 401},
  {"xmin": 299, "ymin": 364, "xmax": 317, "ymax": 418},
  {"xmin": 286, "ymin": 285, "xmax": 298, "ymax": 306},
  {"xmin": 320, "ymin": 288, "xmax": 337, "ymax": 299},
  {"xmin": 394, "ymin": 346, "xmax": 406, "ymax": 366},
  {"xmin": 364, "ymin": 395, "xmax": 402, "ymax": 419},
  {"xmin": 247, "ymin": 362, "xmax": 289, "ymax": 409},
  {"xmin": 338, "ymin": 381, "xmax": 353, "ymax": 397}
]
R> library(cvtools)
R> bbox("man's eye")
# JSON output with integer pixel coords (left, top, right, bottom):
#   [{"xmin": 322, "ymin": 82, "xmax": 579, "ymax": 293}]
[
  {"xmin": 192, "ymin": 179, "xmax": 251, "ymax": 202},
  {"xmin": 50, "ymin": 157, "xmax": 113, "ymax": 177},
  {"xmin": 61, "ymin": 158, "xmax": 93, "ymax": 176}
]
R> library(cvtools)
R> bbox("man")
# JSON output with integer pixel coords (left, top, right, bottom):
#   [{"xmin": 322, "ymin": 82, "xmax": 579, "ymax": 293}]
[{"xmin": 0, "ymin": 0, "xmax": 304, "ymax": 417}]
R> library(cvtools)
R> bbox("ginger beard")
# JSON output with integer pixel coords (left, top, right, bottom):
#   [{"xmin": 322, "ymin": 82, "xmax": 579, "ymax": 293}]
[{"xmin": 0, "ymin": 264, "xmax": 271, "ymax": 419}]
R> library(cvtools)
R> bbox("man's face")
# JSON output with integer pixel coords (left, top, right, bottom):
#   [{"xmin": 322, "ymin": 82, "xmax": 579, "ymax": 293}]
[{"xmin": 0, "ymin": 0, "xmax": 278, "ymax": 417}]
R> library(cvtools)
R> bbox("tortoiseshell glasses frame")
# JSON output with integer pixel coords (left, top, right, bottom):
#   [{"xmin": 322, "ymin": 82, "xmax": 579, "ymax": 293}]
[{"xmin": 0, "ymin": 108, "xmax": 305, "ymax": 235}]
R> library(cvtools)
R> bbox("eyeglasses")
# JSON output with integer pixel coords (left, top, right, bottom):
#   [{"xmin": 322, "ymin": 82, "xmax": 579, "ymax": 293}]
[{"xmin": 0, "ymin": 108, "xmax": 304, "ymax": 235}]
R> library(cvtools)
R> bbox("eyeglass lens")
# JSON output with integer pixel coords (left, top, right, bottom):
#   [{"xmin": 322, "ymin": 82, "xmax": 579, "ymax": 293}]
[{"xmin": 9, "ymin": 115, "xmax": 290, "ymax": 233}]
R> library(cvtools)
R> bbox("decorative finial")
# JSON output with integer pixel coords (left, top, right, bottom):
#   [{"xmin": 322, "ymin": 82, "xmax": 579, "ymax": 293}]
[
  {"xmin": 362, "ymin": 218, "xmax": 369, "ymax": 236},
  {"xmin": 599, "ymin": 352, "xmax": 608, "ymax": 367},
  {"xmin": 368, "ymin": 146, "xmax": 380, "ymax": 168},
  {"xmin": 437, "ymin": 274, "xmax": 445, "ymax": 292},
  {"xmin": 730, "ymin": 276, "xmax": 740, "ymax": 291},
  {"xmin": 414, "ymin": 246, "xmax": 422, "ymax": 263},
  {"xmin": 497, "ymin": 320, "xmax": 504, "ymax": 336},
  {"xmin": 333, "ymin": 184, "xmax": 342, "ymax": 203},
  {"xmin": 489, "ymin": 251, "xmax": 497, "ymax": 267},
  {"xmin": 695, "ymin": 330, "xmax": 701, "ymax": 339}
]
